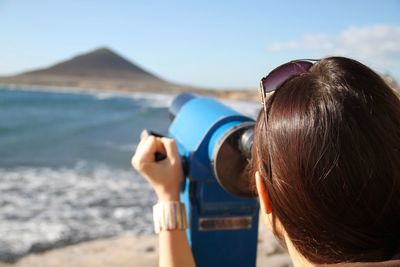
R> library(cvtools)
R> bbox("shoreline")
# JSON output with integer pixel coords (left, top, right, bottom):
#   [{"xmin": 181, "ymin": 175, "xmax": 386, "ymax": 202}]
[
  {"xmin": 0, "ymin": 85, "xmax": 262, "ymax": 264},
  {"xmin": 0, "ymin": 84, "xmax": 273, "ymax": 265},
  {"xmin": 0, "ymin": 83, "xmax": 261, "ymax": 118},
  {"xmin": 0, "ymin": 83, "xmax": 178, "ymax": 100},
  {"xmin": 0, "ymin": 82, "xmax": 259, "ymax": 101}
]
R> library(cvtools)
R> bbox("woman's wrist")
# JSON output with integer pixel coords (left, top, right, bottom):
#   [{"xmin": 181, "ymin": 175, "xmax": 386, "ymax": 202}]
[{"xmin": 156, "ymin": 188, "xmax": 180, "ymax": 202}]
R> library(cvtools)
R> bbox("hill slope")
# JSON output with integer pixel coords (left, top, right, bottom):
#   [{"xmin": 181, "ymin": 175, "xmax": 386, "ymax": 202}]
[
  {"xmin": 0, "ymin": 47, "xmax": 260, "ymax": 99},
  {"xmin": 0, "ymin": 47, "xmax": 183, "ymax": 92},
  {"xmin": 23, "ymin": 47, "xmax": 162, "ymax": 82}
]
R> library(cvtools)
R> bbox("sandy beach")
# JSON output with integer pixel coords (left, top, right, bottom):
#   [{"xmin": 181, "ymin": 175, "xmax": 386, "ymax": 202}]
[{"xmin": 0, "ymin": 217, "xmax": 292, "ymax": 267}]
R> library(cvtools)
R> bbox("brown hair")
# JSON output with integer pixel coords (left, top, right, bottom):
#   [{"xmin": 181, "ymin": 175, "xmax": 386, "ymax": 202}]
[{"xmin": 251, "ymin": 57, "xmax": 400, "ymax": 264}]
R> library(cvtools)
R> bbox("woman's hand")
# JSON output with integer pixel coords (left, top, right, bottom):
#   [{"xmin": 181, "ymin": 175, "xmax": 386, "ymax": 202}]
[{"xmin": 131, "ymin": 130, "xmax": 184, "ymax": 202}]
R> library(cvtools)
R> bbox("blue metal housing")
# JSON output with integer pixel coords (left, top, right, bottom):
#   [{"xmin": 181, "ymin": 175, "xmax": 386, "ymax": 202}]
[{"xmin": 168, "ymin": 96, "xmax": 259, "ymax": 267}]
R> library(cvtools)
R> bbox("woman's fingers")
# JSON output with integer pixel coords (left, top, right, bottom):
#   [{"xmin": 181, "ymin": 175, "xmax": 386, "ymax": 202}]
[
  {"xmin": 132, "ymin": 135, "xmax": 166, "ymax": 170},
  {"xmin": 132, "ymin": 134, "xmax": 184, "ymax": 201},
  {"xmin": 160, "ymin": 137, "xmax": 180, "ymax": 164}
]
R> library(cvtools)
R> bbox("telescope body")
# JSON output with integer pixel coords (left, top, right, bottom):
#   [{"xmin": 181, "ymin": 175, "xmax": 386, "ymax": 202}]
[{"xmin": 168, "ymin": 94, "xmax": 259, "ymax": 267}]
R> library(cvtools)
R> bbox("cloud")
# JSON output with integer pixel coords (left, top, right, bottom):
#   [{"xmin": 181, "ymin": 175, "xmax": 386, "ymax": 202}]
[{"xmin": 268, "ymin": 25, "xmax": 400, "ymax": 70}]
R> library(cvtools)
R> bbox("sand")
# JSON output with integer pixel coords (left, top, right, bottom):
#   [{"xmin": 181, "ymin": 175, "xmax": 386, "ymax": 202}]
[{"xmin": 0, "ymin": 218, "xmax": 293, "ymax": 267}]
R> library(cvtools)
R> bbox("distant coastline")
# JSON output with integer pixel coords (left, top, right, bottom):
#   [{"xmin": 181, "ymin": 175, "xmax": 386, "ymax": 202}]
[
  {"xmin": 0, "ymin": 83, "xmax": 178, "ymax": 99},
  {"xmin": 1, "ymin": 47, "xmax": 397, "ymax": 101},
  {"xmin": 0, "ymin": 47, "xmax": 259, "ymax": 101},
  {"xmin": 0, "ymin": 82, "xmax": 259, "ymax": 102}
]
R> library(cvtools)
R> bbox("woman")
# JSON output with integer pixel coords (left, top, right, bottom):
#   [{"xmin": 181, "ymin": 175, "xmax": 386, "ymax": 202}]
[{"xmin": 132, "ymin": 57, "xmax": 400, "ymax": 267}]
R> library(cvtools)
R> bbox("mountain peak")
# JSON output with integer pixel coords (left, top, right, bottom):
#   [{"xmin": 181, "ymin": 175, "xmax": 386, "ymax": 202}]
[
  {"xmin": 22, "ymin": 47, "xmax": 164, "ymax": 82},
  {"xmin": 93, "ymin": 46, "xmax": 113, "ymax": 52},
  {"xmin": 90, "ymin": 47, "xmax": 118, "ymax": 55}
]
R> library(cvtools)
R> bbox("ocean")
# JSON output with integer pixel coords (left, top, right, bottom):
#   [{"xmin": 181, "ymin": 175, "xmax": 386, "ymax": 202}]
[{"xmin": 0, "ymin": 87, "xmax": 259, "ymax": 262}]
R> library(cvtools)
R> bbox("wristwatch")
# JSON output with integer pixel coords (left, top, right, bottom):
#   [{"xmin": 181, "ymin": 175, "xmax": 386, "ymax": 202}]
[{"xmin": 153, "ymin": 201, "xmax": 189, "ymax": 234}]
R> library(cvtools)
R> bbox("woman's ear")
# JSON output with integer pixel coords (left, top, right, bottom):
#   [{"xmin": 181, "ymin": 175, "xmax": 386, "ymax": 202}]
[{"xmin": 255, "ymin": 171, "xmax": 272, "ymax": 214}]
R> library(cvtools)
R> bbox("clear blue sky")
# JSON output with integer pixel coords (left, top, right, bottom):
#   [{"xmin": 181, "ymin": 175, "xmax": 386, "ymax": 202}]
[{"xmin": 0, "ymin": 0, "xmax": 399, "ymax": 88}]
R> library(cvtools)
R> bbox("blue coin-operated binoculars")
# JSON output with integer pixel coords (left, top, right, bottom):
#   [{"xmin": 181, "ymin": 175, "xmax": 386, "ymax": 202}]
[{"xmin": 166, "ymin": 92, "xmax": 259, "ymax": 267}]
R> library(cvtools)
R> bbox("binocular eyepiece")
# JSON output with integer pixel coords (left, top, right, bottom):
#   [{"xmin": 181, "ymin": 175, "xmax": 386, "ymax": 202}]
[{"xmin": 168, "ymin": 93, "xmax": 256, "ymax": 198}]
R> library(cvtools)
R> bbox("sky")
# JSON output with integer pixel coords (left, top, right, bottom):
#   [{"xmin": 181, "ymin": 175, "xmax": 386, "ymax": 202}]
[{"xmin": 0, "ymin": 0, "xmax": 399, "ymax": 89}]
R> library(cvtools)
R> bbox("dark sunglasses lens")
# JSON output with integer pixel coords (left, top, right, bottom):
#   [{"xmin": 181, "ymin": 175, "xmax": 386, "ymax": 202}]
[{"xmin": 262, "ymin": 61, "xmax": 313, "ymax": 93}]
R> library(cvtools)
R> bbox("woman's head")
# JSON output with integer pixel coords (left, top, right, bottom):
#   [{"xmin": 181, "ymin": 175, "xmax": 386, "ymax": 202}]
[{"xmin": 251, "ymin": 57, "xmax": 400, "ymax": 264}]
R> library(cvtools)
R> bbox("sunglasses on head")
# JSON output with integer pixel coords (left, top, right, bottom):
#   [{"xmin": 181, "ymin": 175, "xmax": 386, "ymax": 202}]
[
  {"xmin": 258, "ymin": 59, "xmax": 319, "ymax": 183},
  {"xmin": 259, "ymin": 59, "xmax": 319, "ymax": 125}
]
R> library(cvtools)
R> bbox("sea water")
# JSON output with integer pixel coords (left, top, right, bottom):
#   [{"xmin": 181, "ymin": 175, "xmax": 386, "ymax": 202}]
[{"xmin": 0, "ymin": 87, "xmax": 259, "ymax": 262}]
